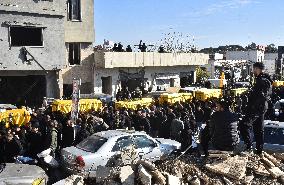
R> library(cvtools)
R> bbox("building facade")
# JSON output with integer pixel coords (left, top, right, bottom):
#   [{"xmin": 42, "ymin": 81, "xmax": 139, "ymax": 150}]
[
  {"xmin": 61, "ymin": 0, "xmax": 94, "ymax": 98},
  {"xmin": 0, "ymin": 0, "xmax": 66, "ymax": 106},
  {"xmin": 226, "ymin": 50, "xmax": 265, "ymax": 63},
  {"xmin": 0, "ymin": 0, "xmax": 95, "ymax": 105},
  {"xmin": 93, "ymin": 52, "xmax": 209, "ymax": 96},
  {"xmin": 263, "ymin": 53, "xmax": 277, "ymax": 76}
]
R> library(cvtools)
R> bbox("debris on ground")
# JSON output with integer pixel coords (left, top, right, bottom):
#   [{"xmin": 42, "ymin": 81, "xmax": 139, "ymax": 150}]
[
  {"xmin": 88, "ymin": 148, "xmax": 284, "ymax": 185},
  {"xmin": 52, "ymin": 175, "xmax": 84, "ymax": 185},
  {"xmin": 155, "ymin": 151, "xmax": 284, "ymax": 185}
]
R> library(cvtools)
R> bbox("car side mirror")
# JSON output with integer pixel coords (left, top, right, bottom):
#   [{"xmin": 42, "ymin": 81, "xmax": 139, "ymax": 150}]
[{"xmin": 151, "ymin": 143, "xmax": 158, "ymax": 148}]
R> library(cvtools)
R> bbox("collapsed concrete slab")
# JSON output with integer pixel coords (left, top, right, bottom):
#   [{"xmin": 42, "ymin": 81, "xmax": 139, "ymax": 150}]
[
  {"xmin": 205, "ymin": 156, "xmax": 248, "ymax": 180},
  {"xmin": 252, "ymin": 163, "xmax": 271, "ymax": 177},
  {"xmin": 267, "ymin": 167, "xmax": 284, "ymax": 179}
]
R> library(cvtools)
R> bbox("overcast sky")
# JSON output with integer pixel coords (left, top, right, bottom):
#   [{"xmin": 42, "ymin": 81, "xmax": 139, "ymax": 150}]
[{"xmin": 94, "ymin": 0, "xmax": 284, "ymax": 49}]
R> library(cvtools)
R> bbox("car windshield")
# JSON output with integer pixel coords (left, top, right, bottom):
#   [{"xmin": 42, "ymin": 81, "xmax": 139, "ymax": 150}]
[
  {"xmin": 76, "ymin": 136, "xmax": 107, "ymax": 153},
  {"xmin": 264, "ymin": 126, "xmax": 284, "ymax": 145}
]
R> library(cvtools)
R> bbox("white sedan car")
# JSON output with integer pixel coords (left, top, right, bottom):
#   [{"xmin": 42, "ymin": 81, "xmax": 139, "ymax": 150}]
[{"xmin": 61, "ymin": 130, "xmax": 181, "ymax": 178}]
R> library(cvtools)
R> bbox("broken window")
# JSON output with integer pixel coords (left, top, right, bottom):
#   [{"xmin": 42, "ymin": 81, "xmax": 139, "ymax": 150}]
[
  {"xmin": 68, "ymin": 43, "xmax": 81, "ymax": 65},
  {"xmin": 10, "ymin": 27, "xmax": 43, "ymax": 47},
  {"xmin": 68, "ymin": 0, "xmax": 81, "ymax": 21}
]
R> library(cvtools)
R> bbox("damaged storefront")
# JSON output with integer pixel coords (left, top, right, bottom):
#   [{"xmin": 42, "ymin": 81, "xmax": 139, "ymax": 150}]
[
  {"xmin": 94, "ymin": 66, "xmax": 197, "ymax": 97},
  {"xmin": 0, "ymin": 71, "xmax": 61, "ymax": 107},
  {"xmin": 153, "ymin": 73, "xmax": 180, "ymax": 91},
  {"xmin": 119, "ymin": 69, "xmax": 146, "ymax": 92}
]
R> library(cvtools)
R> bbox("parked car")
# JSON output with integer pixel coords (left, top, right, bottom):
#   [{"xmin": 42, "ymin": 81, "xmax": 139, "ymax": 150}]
[
  {"xmin": 0, "ymin": 163, "xmax": 48, "ymax": 185},
  {"xmin": 238, "ymin": 120, "xmax": 284, "ymax": 153},
  {"xmin": 262, "ymin": 120, "xmax": 284, "ymax": 153},
  {"xmin": 61, "ymin": 130, "xmax": 181, "ymax": 178}
]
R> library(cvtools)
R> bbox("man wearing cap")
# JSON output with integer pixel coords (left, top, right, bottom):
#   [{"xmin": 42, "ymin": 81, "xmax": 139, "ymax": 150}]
[{"xmin": 239, "ymin": 62, "xmax": 273, "ymax": 154}]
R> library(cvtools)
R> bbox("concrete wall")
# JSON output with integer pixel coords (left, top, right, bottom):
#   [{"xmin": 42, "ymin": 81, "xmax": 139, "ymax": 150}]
[
  {"xmin": 214, "ymin": 53, "xmax": 224, "ymax": 60},
  {"xmin": 94, "ymin": 52, "xmax": 209, "ymax": 68},
  {"xmin": 264, "ymin": 53, "xmax": 278, "ymax": 60},
  {"xmin": 62, "ymin": 43, "xmax": 94, "ymax": 94},
  {"xmin": 93, "ymin": 66, "xmax": 196, "ymax": 96},
  {"xmin": 226, "ymin": 50, "xmax": 264, "ymax": 63},
  {"xmin": 0, "ymin": 0, "xmax": 65, "ymax": 16},
  {"xmin": 0, "ymin": 11, "xmax": 65, "ymax": 71},
  {"xmin": 0, "ymin": 0, "xmax": 66, "ymax": 99},
  {"xmin": 65, "ymin": 0, "xmax": 94, "ymax": 43}
]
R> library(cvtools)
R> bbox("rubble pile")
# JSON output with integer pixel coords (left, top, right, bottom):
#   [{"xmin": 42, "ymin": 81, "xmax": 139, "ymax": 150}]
[
  {"xmin": 93, "ymin": 147, "xmax": 284, "ymax": 185},
  {"xmin": 156, "ymin": 151, "xmax": 284, "ymax": 185}
]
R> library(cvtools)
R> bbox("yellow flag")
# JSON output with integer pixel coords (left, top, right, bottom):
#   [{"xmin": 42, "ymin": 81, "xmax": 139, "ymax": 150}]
[{"xmin": 219, "ymin": 72, "xmax": 225, "ymax": 88}]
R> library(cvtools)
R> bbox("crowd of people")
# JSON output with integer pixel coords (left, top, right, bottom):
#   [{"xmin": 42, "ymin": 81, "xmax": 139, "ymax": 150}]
[{"xmin": 0, "ymin": 62, "xmax": 282, "ymax": 167}]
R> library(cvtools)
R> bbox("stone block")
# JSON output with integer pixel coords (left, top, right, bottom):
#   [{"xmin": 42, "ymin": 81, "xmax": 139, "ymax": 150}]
[
  {"xmin": 120, "ymin": 165, "xmax": 135, "ymax": 185},
  {"xmin": 138, "ymin": 164, "xmax": 152, "ymax": 185},
  {"xmin": 166, "ymin": 174, "xmax": 181, "ymax": 185},
  {"xmin": 205, "ymin": 156, "xmax": 248, "ymax": 180},
  {"xmin": 267, "ymin": 167, "xmax": 284, "ymax": 179}
]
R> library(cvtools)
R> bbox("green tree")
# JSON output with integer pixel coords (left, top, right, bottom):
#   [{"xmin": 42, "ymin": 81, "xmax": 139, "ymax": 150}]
[
  {"xmin": 245, "ymin": 42, "xmax": 257, "ymax": 50},
  {"xmin": 265, "ymin": 44, "xmax": 278, "ymax": 53},
  {"xmin": 196, "ymin": 67, "xmax": 209, "ymax": 83}
]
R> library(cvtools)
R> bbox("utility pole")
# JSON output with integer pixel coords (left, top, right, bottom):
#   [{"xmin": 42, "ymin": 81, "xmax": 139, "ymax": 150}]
[{"xmin": 281, "ymin": 57, "xmax": 283, "ymax": 80}]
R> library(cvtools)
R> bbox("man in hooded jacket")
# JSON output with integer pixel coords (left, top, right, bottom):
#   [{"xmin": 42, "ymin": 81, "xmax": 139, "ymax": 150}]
[{"xmin": 239, "ymin": 62, "xmax": 273, "ymax": 154}]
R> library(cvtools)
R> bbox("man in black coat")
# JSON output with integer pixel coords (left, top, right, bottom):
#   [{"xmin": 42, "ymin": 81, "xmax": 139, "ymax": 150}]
[
  {"xmin": 210, "ymin": 100, "xmax": 239, "ymax": 151},
  {"xmin": 26, "ymin": 122, "xmax": 43, "ymax": 158},
  {"xmin": 4, "ymin": 133, "xmax": 23, "ymax": 163},
  {"xmin": 62, "ymin": 120, "xmax": 75, "ymax": 148},
  {"xmin": 137, "ymin": 111, "xmax": 151, "ymax": 134},
  {"xmin": 239, "ymin": 62, "xmax": 273, "ymax": 154},
  {"xmin": 201, "ymin": 100, "xmax": 239, "ymax": 156},
  {"xmin": 0, "ymin": 131, "xmax": 7, "ymax": 163}
]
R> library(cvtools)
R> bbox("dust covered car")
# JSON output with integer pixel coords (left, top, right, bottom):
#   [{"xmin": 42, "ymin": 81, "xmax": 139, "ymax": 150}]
[
  {"xmin": 0, "ymin": 163, "xmax": 48, "ymax": 185},
  {"xmin": 61, "ymin": 130, "xmax": 181, "ymax": 178}
]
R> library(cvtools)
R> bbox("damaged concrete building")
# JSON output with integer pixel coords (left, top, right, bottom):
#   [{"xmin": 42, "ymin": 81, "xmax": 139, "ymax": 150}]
[
  {"xmin": 93, "ymin": 52, "xmax": 209, "ymax": 97},
  {"xmin": 0, "ymin": 0, "xmax": 94, "ymax": 105}
]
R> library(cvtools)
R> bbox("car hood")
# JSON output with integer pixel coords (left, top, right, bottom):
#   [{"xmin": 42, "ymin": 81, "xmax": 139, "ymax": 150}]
[
  {"xmin": 155, "ymin": 138, "xmax": 181, "ymax": 148},
  {"xmin": 0, "ymin": 163, "xmax": 47, "ymax": 184}
]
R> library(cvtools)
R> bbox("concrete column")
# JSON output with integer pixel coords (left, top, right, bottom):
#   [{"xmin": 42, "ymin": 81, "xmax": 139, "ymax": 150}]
[
  {"xmin": 46, "ymin": 71, "xmax": 62, "ymax": 99},
  {"xmin": 58, "ymin": 70, "xmax": 64, "ymax": 98}
]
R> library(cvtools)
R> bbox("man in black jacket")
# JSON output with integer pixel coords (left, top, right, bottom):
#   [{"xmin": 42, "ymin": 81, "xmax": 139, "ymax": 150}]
[
  {"xmin": 62, "ymin": 120, "xmax": 75, "ymax": 148},
  {"xmin": 210, "ymin": 100, "xmax": 239, "ymax": 151},
  {"xmin": 201, "ymin": 100, "xmax": 239, "ymax": 156},
  {"xmin": 26, "ymin": 122, "xmax": 44, "ymax": 158},
  {"xmin": 239, "ymin": 62, "xmax": 273, "ymax": 154},
  {"xmin": 4, "ymin": 133, "xmax": 23, "ymax": 162}
]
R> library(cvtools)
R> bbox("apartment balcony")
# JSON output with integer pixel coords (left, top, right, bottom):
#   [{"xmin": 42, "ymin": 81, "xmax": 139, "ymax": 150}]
[{"xmin": 94, "ymin": 52, "xmax": 209, "ymax": 69}]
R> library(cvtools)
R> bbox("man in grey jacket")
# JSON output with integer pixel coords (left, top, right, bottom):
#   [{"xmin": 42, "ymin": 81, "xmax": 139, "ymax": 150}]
[{"xmin": 170, "ymin": 112, "xmax": 184, "ymax": 142}]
